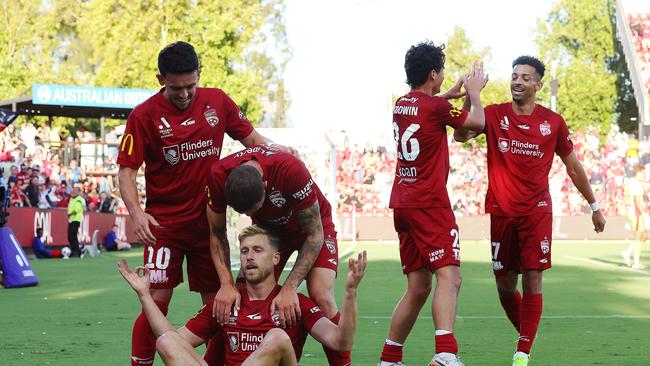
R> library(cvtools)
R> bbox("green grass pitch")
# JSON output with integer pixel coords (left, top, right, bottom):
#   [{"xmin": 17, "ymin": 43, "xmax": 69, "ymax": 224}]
[{"xmin": 1, "ymin": 240, "xmax": 649, "ymax": 365}]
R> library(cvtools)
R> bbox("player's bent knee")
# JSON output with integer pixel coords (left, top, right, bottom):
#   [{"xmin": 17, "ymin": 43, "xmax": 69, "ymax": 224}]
[
  {"xmin": 156, "ymin": 332, "xmax": 181, "ymax": 358},
  {"xmin": 264, "ymin": 328, "xmax": 292, "ymax": 347}
]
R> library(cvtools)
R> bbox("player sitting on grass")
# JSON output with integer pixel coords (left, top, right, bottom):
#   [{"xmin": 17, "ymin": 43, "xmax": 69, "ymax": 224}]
[{"xmin": 118, "ymin": 225, "xmax": 367, "ymax": 366}]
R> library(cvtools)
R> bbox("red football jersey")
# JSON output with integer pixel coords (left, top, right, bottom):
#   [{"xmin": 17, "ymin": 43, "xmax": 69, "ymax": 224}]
[
  {"xmin": 206, "ymin": 145, "xmax": 333, "ymax": 238},
  {"xmin": 483, "ymin": 102, "xmax": 573, "ymax": 216},
  {"xmin": 184, "ymin": 286, "xmax": 325, "ymax": 365},
  {"xmin": 117, "ymin": 88, "xmax": 253, "ymax": 231},
  {"xmin": 389, "ymin": 92, "xmax": 468, "ymax": 208}
]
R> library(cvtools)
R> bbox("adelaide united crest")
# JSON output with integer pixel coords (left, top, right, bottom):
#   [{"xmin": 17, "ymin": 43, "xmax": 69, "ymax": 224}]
[
  {"xmin": 540, "ymin": 121, "xmax": 551, "ymax": 136},
  {"xmin": 204, "ymin": 108, "xmax": 219, "ymax": 127}
]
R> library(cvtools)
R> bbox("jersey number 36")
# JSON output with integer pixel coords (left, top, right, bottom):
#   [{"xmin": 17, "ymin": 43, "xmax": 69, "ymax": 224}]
[{"xmin": 393, "ymin": 122, "xmax": 421, "ymax": 161}]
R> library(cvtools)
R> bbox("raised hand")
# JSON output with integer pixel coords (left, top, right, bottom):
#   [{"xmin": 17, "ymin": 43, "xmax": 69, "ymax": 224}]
[
  {"xmin": 463, "ymin": 61, "xmax": 489, "ymax": 94},
  {"xmin": 117, "ymin": 258, "xmax": 150, "ymax": 296},
  {"xmin": 345, "ymin": 251, "xmax": 368, "ymax": 290}
]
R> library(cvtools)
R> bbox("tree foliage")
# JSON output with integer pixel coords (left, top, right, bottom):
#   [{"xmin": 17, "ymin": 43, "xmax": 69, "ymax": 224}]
[
  {"xmin": 0, "ymin": 0, "xmax": 291, "ymax": 136},
  {"xmin": 535, "ymin": 0, "xmax": 636, "ymax": 135}
]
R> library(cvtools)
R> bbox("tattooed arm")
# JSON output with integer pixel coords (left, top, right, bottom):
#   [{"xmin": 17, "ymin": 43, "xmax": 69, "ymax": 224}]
[
  {"xmin": 270, "ymin": 201, "xmax": 324, "ymax": 328},
  {"xmin": 207, "ymin": 205, "xmax": 241, "ymax": 324}
]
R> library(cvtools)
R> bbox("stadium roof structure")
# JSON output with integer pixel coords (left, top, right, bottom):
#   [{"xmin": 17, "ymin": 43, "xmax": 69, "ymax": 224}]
[{"xmin": 0, "ymin": 84, "xmax": 157, "ymax": 120}]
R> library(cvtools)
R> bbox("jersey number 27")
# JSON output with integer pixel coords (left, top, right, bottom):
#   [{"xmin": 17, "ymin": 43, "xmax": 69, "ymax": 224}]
[{"xmin": 393, "ymin": 122, "xmax": 421, "ymax": 161}]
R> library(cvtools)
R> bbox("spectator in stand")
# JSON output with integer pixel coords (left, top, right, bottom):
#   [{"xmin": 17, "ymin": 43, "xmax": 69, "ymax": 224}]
[
  {"xmin": 16, "ymin": 164, "xmax": 29, "ymax": 188},
  {"xmin": 8, "ymin": 180, "xmax": 27, "ymax": 207},
  {"xmin": 7, "ymin": 165, "xmax": 18, "ymax": 186},
  {"xmin": 24, "ymin": 176, "xmax": 40, "ymax": 208},
  {"xmin": 69, "ymin": 159, "xmax": 81, "ymax": 184},
  {"xmin": 103, "ymin": 224, "xmax": 131, "ymax": 252},
  {"xmin": 67, "ymin": 186, "xmax": 84, "ymax": 257},
  {"xmin": 32, "ymin": 228, "xmax": 62, "ymax": 259},
  {"xmin": 37, "ymin": 183, "xmax": 50, "ymax": 209},
  {"xmin": 97, "ymin": 191, "xmax": 116, "ymax": 213}
]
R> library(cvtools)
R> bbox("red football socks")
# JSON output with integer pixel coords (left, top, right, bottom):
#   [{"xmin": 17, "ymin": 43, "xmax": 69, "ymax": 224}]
[
  {"xmin": 434, "ymin": 333, "xmax": 458, "ymax": 354},
  {"xmin": 499, "ymin": 290, "xmax": 522, "ymax": 332},
  {"xmin": 380, "ymin": 343, "xmax": 404, "ymax": 363},
  {"xmin": 131, "ymin": 300, "xmax": 169, "ymax": 366},
  {"xmin": 517, "ymin": 293, "xmax": 543, "ymax": 354},
  {"xmin": 323, "ymin": 312, "xmax": 352, "ymax": 365}
]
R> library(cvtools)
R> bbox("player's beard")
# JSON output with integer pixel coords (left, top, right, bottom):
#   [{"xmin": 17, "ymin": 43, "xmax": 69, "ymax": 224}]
[{"xmin": 245, "ymin": 265, "xmax": 273, "ymax": 285}]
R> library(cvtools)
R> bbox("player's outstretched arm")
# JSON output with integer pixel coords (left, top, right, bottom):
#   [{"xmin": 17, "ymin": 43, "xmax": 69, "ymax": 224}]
[
  {"xmin": 560, "ymin": 151, "xmax": 606, "ymax": 233},
  {"xmin": 206, "ymin": 205, "xmax": 241, "ymax": 324},
  {"xmin": 117, "ymin": 259, "xmax": 175, "ymax": 337},
  {"xmin": 271, "ymin": 201, "xmax": 324, "ymax": 328},
  {"xmin": 310, "ymin": 251, "xmax": 368, "ymax": 351},
  {"xmin": 459, "ymin": 61, "xmax": 488, "ymax": 132},
  {"xmin": 118, "ymin": 166, "xmax": 158, "ymax": 245}
]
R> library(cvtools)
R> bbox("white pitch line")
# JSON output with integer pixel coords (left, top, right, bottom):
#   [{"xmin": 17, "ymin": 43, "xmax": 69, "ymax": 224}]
[
  {"xmin": 360, "ymin": 314, "xmax": 650, "ymax": 320},
  {"xmin": 564, "ymin": 256, "xmax": 650, "ymax": 275}
]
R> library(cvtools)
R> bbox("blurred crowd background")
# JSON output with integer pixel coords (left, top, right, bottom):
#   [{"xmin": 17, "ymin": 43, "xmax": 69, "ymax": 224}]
[{"xmin": 2, "ymin": 123, "xmax": 644, "ymax": 219}]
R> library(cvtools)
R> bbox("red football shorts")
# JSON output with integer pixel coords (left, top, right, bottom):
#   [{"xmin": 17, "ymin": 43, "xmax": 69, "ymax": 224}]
[
  {"xmin": 489, "ymin": 213, "xmax": 553, "ymax": 275},
  {"xmin": 144, "ymin": 226, "xmax": 219, "ymax": 293},
  {"xmin": 393, "ymin": 207, "xmax": 461, "ymax": 274},
  {"xmin": 274, "ymin": 223, "xmax": 339, "ymax": 279}
]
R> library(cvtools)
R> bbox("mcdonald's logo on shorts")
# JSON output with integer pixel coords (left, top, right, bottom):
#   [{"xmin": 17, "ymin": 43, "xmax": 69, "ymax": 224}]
[{"xmin": 121, "ymin": 134, "xmax": 134, "ymax": 155}]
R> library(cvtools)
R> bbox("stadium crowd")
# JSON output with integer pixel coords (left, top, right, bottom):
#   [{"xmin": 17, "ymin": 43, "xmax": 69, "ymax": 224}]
[
  {"xmin": 0, "ymin": 123, "xmax": 130, "ymax": 214},
  {"xmin": 0, "ymin": 122, "xmax": 645, "ymax": 219},
  {"xmin": 334, "ymin": 128, "xmax": 646, "ymax": 218}
]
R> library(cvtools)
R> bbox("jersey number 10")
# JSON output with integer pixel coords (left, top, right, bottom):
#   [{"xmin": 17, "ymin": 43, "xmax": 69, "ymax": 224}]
[{"xmin": 393, "ymin": 122, "xmax": 421, "ymax": 161}]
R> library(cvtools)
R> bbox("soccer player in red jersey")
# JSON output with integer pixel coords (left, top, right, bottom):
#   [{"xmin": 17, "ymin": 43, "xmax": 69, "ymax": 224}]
[
  {"xmin": 454, "ymin": 56, "xmax": 606, "ymax": 366},
  {"xmin": 117, "ymin": 225, "xmax": 367, "ymax": 366},
  {"xmin": 378, "ymin": 42, "xmax": 488, "ymax": 366},
  {"xmin": 205, "ymin": 144, "xmax": 351, "ymax": 365},
  {"xmin": 118, "ymin": 41, "xmax": 291, "ymax": 366}
]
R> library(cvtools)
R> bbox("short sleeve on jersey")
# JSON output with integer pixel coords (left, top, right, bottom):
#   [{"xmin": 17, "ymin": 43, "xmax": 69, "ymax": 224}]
[
  {"xmin": 117, "ymin": 111, "xmax": 146, "ymax": 169},
  {"xmin": 554, "ymin": 117, "xmax": 574, "ymax": 157},
  {"xmin": 206, "ymin": 167, "xmax": 227, "ymax": 214},
  {"xmin": 223, "ymin": 94, "xmax": 254, "ymax": 141},
  {"xmin": 433, "ymin": 97, "xmax": 468, "ymax": 129},
  {"xmin": 285, "ymin": 159, "xmax": 318, "ymax": 211},
  {"xmin": 184, "ymin": 302, "xmax": 220, "ymax": 341},
  {"xmin": 298, "ymin": 294, "xmax": 325, "ymax": 332}
]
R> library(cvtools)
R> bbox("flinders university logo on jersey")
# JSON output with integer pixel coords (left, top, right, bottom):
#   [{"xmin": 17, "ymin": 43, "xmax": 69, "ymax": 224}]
[
  {"xmin": 163, "ymin": 145, "xmax": 180, "ymax": 165},
  {"xmin": 540, "ymin": 121, "xmax": 551, "ymax": 136},
  {"xmin": 227, "ymin": 332, "xmax": 239, "ymax": 352},
  {"xmin": 204, "ymin": 108, "xmax": 219, "ymax": 127},
  {"xmin": 269, "ymin": 191, "xmax": 286, "ymax": 208},
  {"xmin": 498, "ymin": 137, "xmax": 510, "ymax": 153}
]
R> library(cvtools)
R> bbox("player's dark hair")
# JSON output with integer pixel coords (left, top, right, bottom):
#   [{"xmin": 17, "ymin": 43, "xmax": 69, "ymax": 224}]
[
  {"xmin": 36, "ymin": 228, "xmax": 42, "ymax": 235},
  {"xmin": 158, "ymin": 41, "xmax": 200, "ymax": 76},
  {"xmin": 226, "ymin": 165, "xmax": 265, "ymax": 214},
  {"xmin": 404, "ymin": 41, "xmax": 446, "ymax": 88},
  {"xmin": 512, "ymin": 55, "xmax": 545, "ymax": 79}
]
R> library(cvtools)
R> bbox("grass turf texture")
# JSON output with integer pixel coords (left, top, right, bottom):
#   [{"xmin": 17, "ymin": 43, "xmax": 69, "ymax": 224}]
[{"xmin": 1, "ymin": 240, "xmax": 649, "ymax": 366}]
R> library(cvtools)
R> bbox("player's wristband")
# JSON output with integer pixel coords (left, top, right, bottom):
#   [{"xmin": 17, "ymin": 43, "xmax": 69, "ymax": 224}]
[{"xmin": 589, "ymin": 202, "xmax": 600, "ymax": 212}]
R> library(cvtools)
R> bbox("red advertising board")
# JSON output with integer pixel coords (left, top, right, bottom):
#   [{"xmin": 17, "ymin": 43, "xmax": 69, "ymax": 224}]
[{"xmin": 6, "ymin": 207, "xmax": 137, "ymax": 247}]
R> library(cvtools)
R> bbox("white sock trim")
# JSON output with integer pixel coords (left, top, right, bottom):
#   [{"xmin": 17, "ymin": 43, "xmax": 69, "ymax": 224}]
[
  {"xmin": 514, "ymin": 351, "xmax": 529, "ymax": 359},
  {"xmin": 434, "ymin": 329, "xmax": 452, "ymax": 336},
  {"xmin": 385, "ymin": 338, "xmax": 403, "ymax": 346}
]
